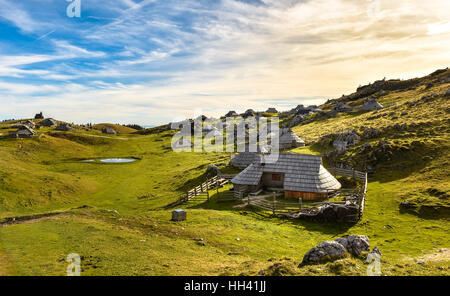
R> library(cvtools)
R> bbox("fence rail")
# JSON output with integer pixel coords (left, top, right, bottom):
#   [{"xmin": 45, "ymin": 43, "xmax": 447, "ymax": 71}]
[
  {"xmin": 245, "ymin": 167, "xmax": 368, "ymax": 221},
  {"xmin": 178, "ymin": 175, "xmax": 230, "ymax": 205},
  {"xmin": 176, "ymin": 167, "xmax": 368, "ymax": 222}
]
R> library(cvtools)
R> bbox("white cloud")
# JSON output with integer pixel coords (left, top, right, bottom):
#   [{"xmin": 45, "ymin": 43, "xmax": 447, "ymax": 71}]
[{"xmin": 1, "ymin": 0, "xmax": 449, "ymax": 124}]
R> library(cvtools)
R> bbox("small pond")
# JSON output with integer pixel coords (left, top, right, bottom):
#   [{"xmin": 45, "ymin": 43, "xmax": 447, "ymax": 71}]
[{"xmin": 80, "ymin": 158, "xmax": 138, "ymax": 163}]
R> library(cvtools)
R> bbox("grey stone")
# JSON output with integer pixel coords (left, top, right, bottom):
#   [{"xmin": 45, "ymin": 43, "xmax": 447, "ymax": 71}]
[
  {"xmin": 301, "ymin": 241, "xmax": 347, "ymax": 264},
  {"xmin": 335, "ymin": 235, "xmax": 370, "ymax": 256}
]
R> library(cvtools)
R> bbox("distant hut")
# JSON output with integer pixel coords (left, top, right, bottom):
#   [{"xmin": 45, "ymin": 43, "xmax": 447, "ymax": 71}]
[
  {"xmin": 231, "ymin": 153, "xmax": 341, "ymax": 200},
  {"xmin": 243, "ymin": 109, "xmax": 255, "ymax": 118},
  {"xmin": 34, "ymin": 112, "xmax": 44, "ymax": 119},
  {"xmin": 102, "ymin": 127, "xmax": 116, "ymax": 135},
  {"xmin": 39, "ymin": 118, "xmax": 57, "ymax": 127},
  {"xmin": 23, "ymin": 120, "xmax": 35, "ymax": 129},
  {"xmin": 55, "ymin": 123, "xmax": 74, "ymax": 131},
  {"xmin": 266, "ymin": 107, "xmax": 278, "ymax": 113},
  {"xmin": 225, "ymin": 111, "xmax": 238, "ymax": 117},
  {"xmin": 278, "ymin": 129, "xmax": 305, "ymax": 149},
  {"xmin": 9, "ymin": 125, "xmax": 36, "ymax": 138},
  {"xmin": 360, "ymin": 98, "xmax": 384, "ymax": 111},
  {"xmin": 229, "ymin": 152, "xmax": 261, "ymax": 169}
]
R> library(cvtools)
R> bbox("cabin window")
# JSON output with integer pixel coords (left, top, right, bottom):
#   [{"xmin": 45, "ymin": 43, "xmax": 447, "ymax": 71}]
[{"xmin": 272, "ymin": 174, "xmax": 281, "ymax": 181}]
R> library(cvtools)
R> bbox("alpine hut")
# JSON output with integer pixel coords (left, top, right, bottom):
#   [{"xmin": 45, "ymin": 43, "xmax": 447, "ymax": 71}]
[
  {"xmin": 229, "ymin": 152, "xmax": 261, "ymax": 169},
  {"xmin": 225, "ymin": 111, "xmax": 238, "ymax": 118},
  {"xmin": 55, "ymin": 123, "xmax": 74, "ymax": 131},
  {"xmin": 9, "ymin": 125, "xmax": 36, "ymax": 138},
  {"xmin": 279, "ymin": 129, "xmax": 305, "ymax": 149},
  {"xmin": 34, "ymin": 112, "xmax": 44, "ymax": 119},
  {"xmin": 231, "ymin": 153, "xmax": 341, "ymax": 200},
  {"xmin": 102, "ymin": 127, "xmax": 116, "ymax": 134},
  {"xmin": 242, "ymin": 109, "xmax": 255, "ymax": 118},
  {"xmin": 266, "ymin": 107, "xmax": 278, "ymax": 113},
  {"xmin": 39, "ymin": 118, "xmax": 57, "ymax": 127}
]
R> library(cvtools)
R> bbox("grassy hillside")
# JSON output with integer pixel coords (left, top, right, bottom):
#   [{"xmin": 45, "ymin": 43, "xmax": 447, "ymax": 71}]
[
  {"xmin": 92, "ymin": 123, "xmax": 138, "ymax": 134},
  {"xmin": 0, "ymin": 69, "xmax": 449, "ymax": 276}
]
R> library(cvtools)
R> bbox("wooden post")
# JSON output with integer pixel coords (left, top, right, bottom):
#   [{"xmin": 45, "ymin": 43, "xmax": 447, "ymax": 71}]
[
  {"xmin": 216, "ymin": 179, "xmax": 219, "ymax": 195},
  {"xmin": 272, "ymin": 192, "xmax": 276, "ymax": 215},
  {"xmin": 194, "ymin": 187, "xmax": 197, "ymax": 196},
  {"xmin": 247, "ymin": 193, "xmax": 250, "ymax": 206},
  {"xmin": 299, "ymin": 198, "xmax": 302, "ymax": 210},
  {"xmin": 207, "ymin": 191, "xmax": 210, "ymax": 202}
]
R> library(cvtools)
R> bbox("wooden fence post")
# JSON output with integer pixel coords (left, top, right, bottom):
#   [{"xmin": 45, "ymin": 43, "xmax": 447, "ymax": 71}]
[
  {"xmin": 299, "ymin": 198, "xmax": 302, "ymax": 210},
  {"xmin": 207, "ymin": 191, "xmax": 210, "ymax": 202},
  {"xmin": 272, "ymin": 192, "xmax": 276, "ymax": 215},
  {"xmin": 216, "ymin": 179, "xmax": 219, "ymax": 195}
]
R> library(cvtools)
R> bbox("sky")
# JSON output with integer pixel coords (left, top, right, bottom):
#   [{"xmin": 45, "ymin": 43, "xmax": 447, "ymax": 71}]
[{"xmin": 0, "ymin": 0, "xmax": 449, "ymax": 126}]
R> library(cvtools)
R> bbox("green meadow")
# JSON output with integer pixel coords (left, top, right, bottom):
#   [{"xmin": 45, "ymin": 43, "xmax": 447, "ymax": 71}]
[{"xmin": 0, "ymin": 72, "xmax": 449, "ymax": 276}]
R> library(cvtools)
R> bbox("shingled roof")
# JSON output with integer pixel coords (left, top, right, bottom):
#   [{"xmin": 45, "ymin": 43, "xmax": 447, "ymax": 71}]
[
  {"xmin": 229, "ymin": 152, "xmax": 261, "ymax": 168},
  {"xmin": 232, "ymin": 153, "xmax": 341, "ymax": 193}
]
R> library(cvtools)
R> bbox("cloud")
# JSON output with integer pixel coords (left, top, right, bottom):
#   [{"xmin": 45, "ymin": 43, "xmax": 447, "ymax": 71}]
[{"xmin": 0, "ymin": 0, "xmax": 449, "ymax": 125}]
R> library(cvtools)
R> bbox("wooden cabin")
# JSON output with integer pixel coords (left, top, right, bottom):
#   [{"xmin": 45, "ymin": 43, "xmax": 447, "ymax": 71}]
[{"xmin": 231, "ymin": 153, "xmax": 341, "ymax": 201}]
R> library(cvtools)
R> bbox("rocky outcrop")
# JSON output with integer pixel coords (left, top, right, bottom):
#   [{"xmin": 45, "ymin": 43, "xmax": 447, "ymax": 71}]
[
  {"xmin": 333, "ymin": 102, "xmax": 353, "ymax": 112},
  {"xmin": 301, "ymin": 241, "xmax": 347, "ymax": 264},
  {"xmin": 296, "ymin": 202, "xmax": 358, "ymax": 222},
  {"xmin": 301, "ymin": 235, "xmax": 371, "ymax": 265},
  {"xmin": 334, "ymin": 235, "xmax": 370, "ymax": 257},
  {"xmin": 360, "ymin": 127, "xmax": 381, "ymax": 139},
  {"xmin": 205, "ymin": 165, "xmax": 220, "ymax": 178}
]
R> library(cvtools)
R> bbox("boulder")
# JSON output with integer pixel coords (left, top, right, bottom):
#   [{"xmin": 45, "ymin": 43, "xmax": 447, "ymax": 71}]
[
  {"xmin": 301, "ymin": 241, "xmax": 347, "ymax": 265},
  {"xmin": 335, "ymin": 235, "xmax": 370, "ymax": 256},
  {"xmin": 360, "ymin": 127, "xmax": 381, "ymax": 139},
  {"xmin": 297, "ymin": 203, "xmax": 358, "ymax": 222},
  {"xmin": 205, "ymin": 165, "xmax": 219, "ymax": 178}
]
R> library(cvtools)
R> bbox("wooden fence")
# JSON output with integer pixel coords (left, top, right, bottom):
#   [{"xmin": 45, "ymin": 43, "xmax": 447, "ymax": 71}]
[
  {"xmin": 245, "ymin": 167, "xmax": 368, "ymax": 221},
  {"xmin": 177, "ymin": 175, "xmax": 230, "ymax": 204},
  {"xmin": 176, "ymin": 167, "xmax": 368, "ymax": 221}
]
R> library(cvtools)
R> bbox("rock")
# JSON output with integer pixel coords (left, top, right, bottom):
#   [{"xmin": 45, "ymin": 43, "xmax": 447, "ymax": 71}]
[
  {"xmin": 301, "ymin": 241, "xmax": 347, "ymax": 265},
  {"xmin": 258, "ymin": 269, "xmax": 265, "ymax": 275},
  {"xmin": 393, "ymin": 123, "xmax": 407, "ymax": 131},
  {"xmin": 335, "ymin": 235, "xmax": 370, "ymax": 256},
  {"xmin": 296, "ymin": 203, "xmax": 358, "ymax": 222},
  {"xmin": 361, "ymin": 127, "xmax": 381, "ymax": 139},
  {"xmin": 371, "ymin": 247, "xmax": 382, "ymax": 257},
  {"xmin": 416, "ymin": 260, "xmax": 425, "ymax": 265},
  {"xmin": 205, "ymin": 165, "xmax": 219, "ymax": 178},
  {"xmin": 334, "ymin": 102, "xmax": 353, "ymax": 112}
]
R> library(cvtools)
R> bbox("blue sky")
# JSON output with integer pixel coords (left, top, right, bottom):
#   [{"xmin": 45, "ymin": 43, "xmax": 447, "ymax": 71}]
[{"xmin": 0, "ymin": 0, "xmax": 449, "ymax": 125}]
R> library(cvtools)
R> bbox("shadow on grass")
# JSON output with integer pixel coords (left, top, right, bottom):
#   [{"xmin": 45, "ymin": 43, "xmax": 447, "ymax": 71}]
[{"xmin": 183, "ymin": 189, "xmax": 356, "ymax": 236}]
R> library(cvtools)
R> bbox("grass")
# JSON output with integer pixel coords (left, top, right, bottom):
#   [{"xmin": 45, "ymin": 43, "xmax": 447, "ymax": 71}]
[{"xmin": 0, "ymin": 71, "xmax": 449, "ymax": 275}]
